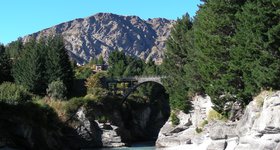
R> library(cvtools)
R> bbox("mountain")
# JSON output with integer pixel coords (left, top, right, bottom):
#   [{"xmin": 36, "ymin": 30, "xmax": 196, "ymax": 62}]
[{"xmin": 22, "ymin": 13, "xmax": 174, "ymax": 64}]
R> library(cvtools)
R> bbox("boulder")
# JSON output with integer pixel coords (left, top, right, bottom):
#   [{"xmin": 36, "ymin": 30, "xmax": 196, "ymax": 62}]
[
  {"xmin": 191, "ymin": 95, "xmax": 213, "ymax": 127},
  {"xmin": 207, "ymin": 139, "xmax": 226, "ymax": 150},
  {"xmin": 209, "ymin": 122, "xmax": 237, "ymax": 140},
  {"xmin": 225, "ymin": 137, "xmax": 238, "ymax": 150},
  {"xmin": 156, "ymin": 95, "xmax": 213, "ymax": 148},
  {"xmin": 75, "ymin": 107, "xmax": 126, "ymax": 148},
  {"xmin": 235, "ymin": 135, "xmax": 277, "ymax": 150},
  {"xmin": 156, "ymin": 91, "xmax": 280, "ymax": 150},
  {"xmin": 252, "ymin": 92, "xmax": 280, "ymax": 134}
]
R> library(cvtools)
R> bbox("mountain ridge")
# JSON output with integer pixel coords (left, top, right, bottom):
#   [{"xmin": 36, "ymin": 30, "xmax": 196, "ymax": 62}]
[{"xmin": 22, "ymin": 13, "xmax": 175, "ymax": 64}]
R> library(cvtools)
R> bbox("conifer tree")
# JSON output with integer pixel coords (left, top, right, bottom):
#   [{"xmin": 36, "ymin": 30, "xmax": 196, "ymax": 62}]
[
  {"xmin": 162, "ymin": 14, "xmax": 193, "ymax": 112},
  {"xmin": 97, "ymin": 55, "xmax": 104, "ymax": 65},
  {"xmin": 143, "ymin": 59, "xmax": 158, "ymax": 76},
  {"xmin": 12, "ymin": 39, "xmax": 46, "ymax": 94},
  {"xmin": 229, "ymin": 0, "xmax": 280, "ymax": 104},
  {"xmin": 0, "ymin": 44, "xmax": 13, "ymax": 83},
  {"xmin": 45, "ymin": 36, "xmax": 74, "ymax": 91},
  {"xmin": 123, "ymin": 58, "xmax": 144, "ymax": 76},
  {"xmin": 5, "ymin": 39, "xmax": 23, "ymax": 59},
  {"xmin": 188, "ymin": 0, "xmax": 245, "ymax": 112},
  {"xmin": 108, "ymin": 50, "xmax": 127, "ymax": 77},
  {"xmin": 12, "ymin": 36, "xmax": 74, "ymax": 95}
]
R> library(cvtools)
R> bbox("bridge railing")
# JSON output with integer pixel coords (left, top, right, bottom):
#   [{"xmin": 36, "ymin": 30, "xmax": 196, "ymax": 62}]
[{"xmin": 109, "ymin": 76, "xmax": 166, "ymax": 80}]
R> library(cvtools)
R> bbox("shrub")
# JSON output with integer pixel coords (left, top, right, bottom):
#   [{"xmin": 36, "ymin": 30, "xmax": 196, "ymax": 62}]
[
  {"xmin": 64, "ymin": 97, "xmax": 85, "ymax": 118},
  {"xmin": 207, "ymin": 109, "xmax": 227, "ymax": 121},
  {"xmin": 45, "ymin": 100, "xmax": 67, "ymax": 118},
  {"xmin": 0, "ymin": 102, "xmax": 59, "ymax": 129},
  {"xmin": 85, "ymin": 72, "xmax": 108, "ymax": 99},
  {"xmin": 47, "ymin": 80, "xmax": 67, "ymax": 100},
  {"xmin": 254, "ymin": 91, "xmax": 273, "ymax": 108},
  {"xmin": 0, "ymin": 82, "xmax": 31, "ymax": 104},
  {"xmin": 75, "ymin": 66, "xmax": 93, "ymax": 79},
  {"xmin": 96, "ymin": 115, "xmax": 108, "ymax": 123},
  {"xmin": 196, "ymin": 127, "xmax": 203, "ymax": 133},
  {"xmin": 200, "ymin": 120, "xmax": 208, "ymax": 128},
  {"xmin": 170, "ymin": 112, "xmax": 180, "ymax": 126}
]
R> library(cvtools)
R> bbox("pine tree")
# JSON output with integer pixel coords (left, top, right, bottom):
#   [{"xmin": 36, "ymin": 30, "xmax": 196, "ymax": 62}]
[
  {"xmin": 189, "ymin": 0, "xmax": 246, "ymax": 113},
  {"xmin": 12, "ymin": 39, "xmax": 47, "ymax": 94},
  {"xmin": 5, "ymin": 39, "xmax": 23, "ymax": 59},
  {"xmin": 123, "ymin": 58, "xmax": 144, "ymax": 76},
  {"xmin": 90, "ymin": 57, "xmax": 98, "ymax": 65},
  {"xmin": 162, "ymin": 14, "xmax": 193, "ymax": 112},
  {"xmin": 97, "ymin": 55, "xmax": 104, "ymax": 65},
  {"xmin": 108, "ymin": 50, "xmax": 127, "ymax": 77},
  {"xmin": 0, "ymin": 44, "xmax": 13, "ymax": 83},
  {"xmin": 143, "ymin": 59, "xmax": 161, "ymax": 76},
  {"xmin": 229, "ymin": 0, "xmax": 280, "ymax": 104},
  {"xmin": 45, "ymin": 36, "xmax": 74, "ymax": 91}
]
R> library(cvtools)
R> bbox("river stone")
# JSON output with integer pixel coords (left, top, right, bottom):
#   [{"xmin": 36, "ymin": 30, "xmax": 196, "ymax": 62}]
[
  {"xmin": 207, "ymin": 139, "xmax": 226, "ymax": 150},
  {"xmin": 209, "ymin": 122, "xmax": 237, "ymax": 140},
  {"xmin": 235, "ymin": 135, "xmax": 278, "ymax": 150},
  {"xmin": 225, "ymin": 137, "xmax": 238, "ymax": 150},
  {"xmin": 170, "ymin": 126, "xmax": 188, "ymax": 134},
  {"xmin": 156, "ymin": 136, "xmax": 192, "ymax": 147},
  {"xmin": 276, "ymin": 143, "xmax": 280, "ymax": 150}
]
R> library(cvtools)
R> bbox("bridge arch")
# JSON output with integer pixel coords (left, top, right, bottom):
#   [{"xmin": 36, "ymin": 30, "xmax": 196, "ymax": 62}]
[
  {"xmin": 115, "ymin": 77, "xmax": 170, "ymax": 142},
  {"xmin": 122, "ymin": 81, "xmax": 165, "ymax": 104}
]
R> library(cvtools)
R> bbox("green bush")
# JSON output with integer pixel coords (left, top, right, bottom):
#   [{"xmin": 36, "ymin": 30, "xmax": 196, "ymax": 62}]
[
  {"xmin": 75, "ymin": 66, "xmax": 93, "ymax": 79},
  {"xmin": 85, "ymin": 72, "xmax": 108, "ymax": 99},
  {"xmin": 207, "ymin": 109, "xmax": 227, "ymax": 121},
  {"xmin": 96, "ymin": 115, "xmax": 108, "ymax": 123},
  {"xmin": 0, "ymin": 82, "xmax": 31, "ymax": 104},
  {"xmin": 200, "ymin": 120, "xmax": 208, "ymax": 128},
  {"xmin": 196, "ymin": 127, "xmax": 203, "ymax": 133},
  {"xmin": 170, "ymin": 112, "xmax": 180, "ymax": 126},
  {"xmin": 0, "ymin": 102, "xmax": 59, "ymax": 129},
  {"xmin": 64, "ymin": 97, "xmax": 85, "ymax": 117},
  {"xmin": 47, "ymin": 80, "xmax": 67, "ymax": 100}
]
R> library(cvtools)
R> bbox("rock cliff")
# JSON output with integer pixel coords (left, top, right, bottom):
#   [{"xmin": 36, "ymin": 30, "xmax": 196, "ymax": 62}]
[
  {"xmin": 22, "ymin": 13, "xmax": 174, "ymax": 64},
  {"xmin": 156, "ymin": 91, "xmax": 280, "ymax": 150},
  {"xmin": 65, "ymin": 94, "xmax": 170, "ymax": 148}
]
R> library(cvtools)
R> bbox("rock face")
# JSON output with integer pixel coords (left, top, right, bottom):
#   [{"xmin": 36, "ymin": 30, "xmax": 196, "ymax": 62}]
[
  {"xmin": 156, "ymin": 95, "xmax": 215, "ymax": 148},
  {"xmin": 74, "ymin": 107, "xmax": 126, "ymax": 148},
  {"xmin": 235, "ymin": 91, "xmax": 280, "ymax": 150},
  {"xmin": 67, "ymin": 94, "xmax": 170, "ymax": 148},
  {"xmin": 0, "ymin": 103, "xmax": 81, "ymax": 150},
  {"xmin": 22, "ymin": 13, "xmax": 174, "ymax": 64},
  {"xmin": 156, "ymin": 91, "xmax": 280, "ymax": 150}
]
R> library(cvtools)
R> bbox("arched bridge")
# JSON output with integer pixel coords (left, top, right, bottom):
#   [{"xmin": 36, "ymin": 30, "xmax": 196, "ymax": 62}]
[
  {"xmin": 123, "ymin": 76, "xmax": 163, "ymax": 84},
  {"xmin": 107, "ymin": 76, "xmax": 165, "ymax": 103}
]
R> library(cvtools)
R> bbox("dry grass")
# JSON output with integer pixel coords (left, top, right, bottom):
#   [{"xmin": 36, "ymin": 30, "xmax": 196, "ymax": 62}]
[
  {"xmin": 207, "ymin": 109, "xmax": 226, "ymax": 121},
  {"xmin": 35, "ymin": 98, "xmax": 68, "ymax": 121},
  {"xmin": 199, "ymin": 120, "xmax": 208, "ymax": 128},
  {"xmin": 254, "ymin": 90, "xmax": 274, "ymax": 108}
]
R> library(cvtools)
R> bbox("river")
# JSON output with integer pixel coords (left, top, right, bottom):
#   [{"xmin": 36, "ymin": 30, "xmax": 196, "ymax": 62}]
[{"xmin": 88, "ymin": 142, "xmax": 156, "ymax": 150}]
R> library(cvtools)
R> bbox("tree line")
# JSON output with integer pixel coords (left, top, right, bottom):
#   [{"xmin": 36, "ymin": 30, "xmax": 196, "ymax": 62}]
[
  {"xmin": 0, "ymin": 36, "xmax": 74, "ymax": 96},
  {"xmin": 107, "ymin": 49, "xmax": 161, "ymax": 78},
  {"xmin": 162, "ymin": 0, "xmax": 280, "ymax": 114}
]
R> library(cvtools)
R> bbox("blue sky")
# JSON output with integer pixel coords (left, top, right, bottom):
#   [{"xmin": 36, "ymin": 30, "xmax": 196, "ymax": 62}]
[{"xmin": 0, "ymin": 0, "xmax": 202, "ymax": 45}]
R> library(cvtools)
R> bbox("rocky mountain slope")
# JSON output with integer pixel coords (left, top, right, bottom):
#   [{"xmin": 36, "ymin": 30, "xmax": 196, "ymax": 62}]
[{"xmin": 22, "ymin": 13, "xmax": 174, "ymax": 64}]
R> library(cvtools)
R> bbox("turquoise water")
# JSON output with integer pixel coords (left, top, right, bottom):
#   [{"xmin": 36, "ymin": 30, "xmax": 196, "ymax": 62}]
[
  {"xmin": 90, "ymin": 142, "xmax": 156, "ymax": 150},
  {"xmin": 94, "ymin": 146, "xmax": 155, "ymax": 150}
]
